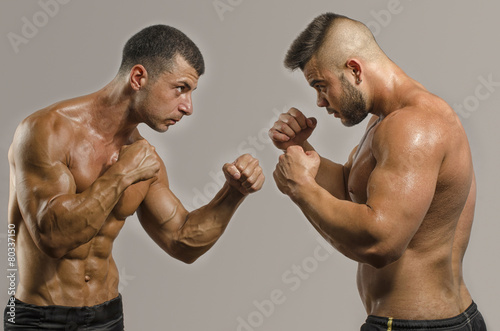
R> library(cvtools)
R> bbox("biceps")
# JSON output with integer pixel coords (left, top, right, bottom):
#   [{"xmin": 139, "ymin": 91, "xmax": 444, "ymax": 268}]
[{"xmin": 366, "ymin": 162, "xmax": 439, "ymax": 230}]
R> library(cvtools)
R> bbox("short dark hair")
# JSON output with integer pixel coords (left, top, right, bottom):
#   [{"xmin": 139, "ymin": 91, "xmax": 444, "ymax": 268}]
[
  {"xmin": 284, "ymin": 13, "xmax": 345, "ymax": 71},
  {"xmin": 119, "ymin": 25, "xmax": 205, "ymax": 79}
]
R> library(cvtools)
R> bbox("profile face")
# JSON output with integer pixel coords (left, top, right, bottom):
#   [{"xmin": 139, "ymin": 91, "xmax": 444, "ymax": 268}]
[
  {"xmin": 139, "ymin": 55, "xmax": 199, "ymax": 133},
  {"xmin": 303, "ymin": 57, "xmax": 368, "ymax": 127}
]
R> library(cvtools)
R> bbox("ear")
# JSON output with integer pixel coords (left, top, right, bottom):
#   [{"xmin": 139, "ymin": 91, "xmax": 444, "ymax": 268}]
[
  {"xmin": 346, "ymin": 59, "xmax": 362, "ymax": 84},
  {"xmin": 129, "ymin": 65, "xmax": 148, "ymax": 91}
]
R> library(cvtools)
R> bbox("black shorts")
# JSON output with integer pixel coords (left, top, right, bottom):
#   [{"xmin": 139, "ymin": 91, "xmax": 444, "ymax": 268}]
[
  {"xmin": 4, "ymin": 294, "xmax": 124, "ymax": 331},
  {"xmin": 360, "ymin": 301, "xmax": 487, "ymax": 331}
]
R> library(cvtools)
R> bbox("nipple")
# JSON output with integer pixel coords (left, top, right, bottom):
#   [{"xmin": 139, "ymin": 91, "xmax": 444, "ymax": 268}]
[{"xmin": 85, "ymin": 275, "xmax": 91, "ymax": 282}]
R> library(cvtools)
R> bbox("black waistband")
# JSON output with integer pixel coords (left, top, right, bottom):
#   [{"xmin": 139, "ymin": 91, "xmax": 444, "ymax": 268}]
[
  {"xmin": 365, "ymin": 301, "xmax": 479, "ymax": 329},
  {"xmin": 11, "ymin": 294, "xmax": 123, "ymax": 324}
]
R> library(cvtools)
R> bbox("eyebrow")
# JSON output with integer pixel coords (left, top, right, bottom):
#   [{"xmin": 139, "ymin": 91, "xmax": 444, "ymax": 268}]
[
  {"xmin": 178, "ymin": 81, "xmax": 193, "ymax": 90},
  {"xmin": 309, "ymin": 79, "xmax": 325, "ymax": 88}
]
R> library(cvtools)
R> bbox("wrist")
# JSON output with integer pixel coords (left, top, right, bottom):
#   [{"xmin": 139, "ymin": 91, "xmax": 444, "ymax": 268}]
[
  {"xmin": 105, "ymin": 162, "xmax": 131, "ymax": 190},
  {"xmin": 302, "ymin": 140, "xmax": 314, "ymax": 152},
  {"xmin": 288, "ymin": 175, "xmax": 317, "ymax": 204},
  {"xmin": 224, "ymin": 181, "xmax": 247, "ymax": 200}
]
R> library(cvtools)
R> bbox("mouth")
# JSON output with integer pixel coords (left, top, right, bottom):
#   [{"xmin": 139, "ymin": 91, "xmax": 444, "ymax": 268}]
[
  {"xmin": 327, "ymin": 108, "xmax": 340, "ymax": 118},
  {"xmin": 168, "ymin": 118, "xmax": 182, "ymax": 125}
]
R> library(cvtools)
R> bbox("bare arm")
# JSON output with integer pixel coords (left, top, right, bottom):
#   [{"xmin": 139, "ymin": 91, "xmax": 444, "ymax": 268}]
[
  {"xmin": 12, "ymin": 115, "xmax": 159, "ymax": 258},
  {"xmin": 273, "ymin": 110, "xmax": 444, "ymax": 268},
  {"xmin": 269, "ymin": 107, "xmax": 349, "ymax": 199},
  {"xmin": 137, "ymin": 154, "xmax": 264, "ymax": 264}
]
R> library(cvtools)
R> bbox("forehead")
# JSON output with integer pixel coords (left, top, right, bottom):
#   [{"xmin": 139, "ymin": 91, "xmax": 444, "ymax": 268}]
[
  {"xmin": 303, "ymin": 56, "xmax": 321, "ymax": 81},
  {"xmin": 303, "ymin": 55, "xmax": 338, "ymax": 86},
  {"xmin": 160, "ymin": 55, "xmax": 199, "ymax": 85},
  {"xmin": 303, "ymin": 56, "xmax": 329, "ymax": 84}
]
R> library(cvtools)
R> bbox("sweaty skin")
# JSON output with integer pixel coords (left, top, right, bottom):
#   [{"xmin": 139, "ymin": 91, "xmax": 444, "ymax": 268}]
[
  {"xmin": 271, "ymin": 55, "xmax": 475, "ymax": 319},
  {"xmin": 8, "ymin": 55, "xmax": 264, "ymax": 307}
]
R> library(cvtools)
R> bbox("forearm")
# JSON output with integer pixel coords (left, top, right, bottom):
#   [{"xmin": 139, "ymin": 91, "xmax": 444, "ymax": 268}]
[
  {"xmin": 173, "ymin": 182, "xmax": 246, "ymax": 263},
  {"xmin": 38, "ymin": 168, "xmax": 129, "ymax": 257},
  {"xmin": 302, "ymin": 141, "xmax": 347, "ymax": 200},
  {"xmin": 291, "ymin": 178, "xmax": 385, "ymax": 266}
]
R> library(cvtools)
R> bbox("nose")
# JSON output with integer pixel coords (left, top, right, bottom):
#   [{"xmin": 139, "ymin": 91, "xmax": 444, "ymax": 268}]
[
  {"xmin": 316, "ymin": 93, "xmax": 329, "ymax": 108},
  {"xmin": 178, "ymin": 92, "xmax": 193, "ymax": 116}
]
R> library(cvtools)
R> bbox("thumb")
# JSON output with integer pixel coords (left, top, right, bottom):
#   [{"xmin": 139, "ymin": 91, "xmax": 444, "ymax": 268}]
[
  {"xmin": 223, "ymin": 163, "xmax": 241, "ymax": 180},
  {"xmin": 305, "ymin": 150, "xmax": 319, "ymax": 159},
  {"xmin": 306, "ymin": 117, "xmax": 317, "ymax": 128}
]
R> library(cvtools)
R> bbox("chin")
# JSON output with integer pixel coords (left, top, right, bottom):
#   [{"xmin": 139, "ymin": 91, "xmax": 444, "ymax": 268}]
[{"xmin": 149, "ymin": 123, "xmax": 170, "ymax": 133}]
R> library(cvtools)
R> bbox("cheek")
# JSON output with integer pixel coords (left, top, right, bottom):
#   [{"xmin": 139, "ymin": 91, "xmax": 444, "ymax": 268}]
[
  {"xmin": 325, "ymin": 91, "xmax": 339, "ymax": 106},
  {"xmin": 148, "ymin": 92, "xmax": 177, "ymax": 114}
]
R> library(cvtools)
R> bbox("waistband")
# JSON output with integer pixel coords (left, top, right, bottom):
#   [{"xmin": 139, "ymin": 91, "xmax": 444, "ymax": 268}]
[
  {"xmin": 11, "ymin": 294, "xmax": 123, "ymax": 325},
  {"xmin": 365, "ymin": 301, "xmax": 479, "ymax": 330}
]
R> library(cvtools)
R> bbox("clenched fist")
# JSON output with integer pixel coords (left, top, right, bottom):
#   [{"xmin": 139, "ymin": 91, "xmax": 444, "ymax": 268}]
[
  {"xmin": 273, "ymin": 145, "xmax": 320, "ymax": 199},
  {"xmin": 269, "ymin": 107, "xmax": 317, "ymax": 151},
  {"xmin": 116, "ymin": 139, "xmax": 161, "ymax": 185},
  {"xmin": 223, "ymin": 154, "xmax": 265, "ymax": 196}
]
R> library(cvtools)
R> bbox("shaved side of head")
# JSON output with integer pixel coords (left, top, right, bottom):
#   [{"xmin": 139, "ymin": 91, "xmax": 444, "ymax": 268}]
[
  {"xmin": 317, "ymin": 17, "xmax": 386, "ymax": 72},
  {"xmin": 284, "ymin": 13, "xmax": 388, "ymax": 73}
]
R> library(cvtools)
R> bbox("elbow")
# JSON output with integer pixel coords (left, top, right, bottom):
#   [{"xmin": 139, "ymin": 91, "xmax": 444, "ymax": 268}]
[
  {"xmin": 168, "ymin": 240, "xmax": 203, "ymax": 265},
  {"xmin": 36, "ymin": 214, "xmax": 70, "ymax": 259},
  {"xmin": 37, "ymin": 237, "xmax": 67, "ymax": 259},
  {"xmin": 177, "ymin": 255, "xmax": 199, "ymax": 265},
  {"xmin": 355, "ymin": 217, "xmax": 406, "ymax": 269},
  {"xmin": 37, "ymin": 223, "xmax": 75, "ymax": 259},
  {"xmin": 361, "ymin": 244, "xmax": 404, "ymax": 269}
]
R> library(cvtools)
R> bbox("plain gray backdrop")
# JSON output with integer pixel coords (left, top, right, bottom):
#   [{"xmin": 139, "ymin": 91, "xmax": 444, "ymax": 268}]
[{"xmin": 1, "ymin": 1, "xmax": 498, "ymax": 330}]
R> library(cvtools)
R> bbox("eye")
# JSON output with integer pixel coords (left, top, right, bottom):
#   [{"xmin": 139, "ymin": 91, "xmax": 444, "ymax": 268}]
[
  {"xmin": 315, "ymin": 84, "xmax": 325, "ymax": 93},
  {"xmin": 176, "ymin": 86, "xmax": 185, "ymax": 93}
]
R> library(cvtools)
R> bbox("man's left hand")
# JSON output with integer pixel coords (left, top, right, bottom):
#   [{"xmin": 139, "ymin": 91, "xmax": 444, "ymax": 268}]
[
  {"xmin": 223, "ymin": 154, "xmax": 265, "ymax": 196},
  {"xmin": 273, "ymin": 145, "xmax": 320, "ymax": 198}
]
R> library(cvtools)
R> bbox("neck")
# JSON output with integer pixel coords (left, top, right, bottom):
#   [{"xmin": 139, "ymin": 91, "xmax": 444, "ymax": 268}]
[
  {"xmin": 368, "ymin": 60, "xmax": 425, "ymax": 119},
  {"xmin": 89, "ymin": 75, "xmax": 139, "ymax": 141}
]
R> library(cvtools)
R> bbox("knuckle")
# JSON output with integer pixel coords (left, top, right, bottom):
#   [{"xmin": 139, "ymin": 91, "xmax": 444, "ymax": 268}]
[
  {"xmin": 241, "ymin": 169, "xmax": 252, "ymax": 178},
  {"xmin": 279, "ymin": 123, "xmax": 290, "ymax": 132}
]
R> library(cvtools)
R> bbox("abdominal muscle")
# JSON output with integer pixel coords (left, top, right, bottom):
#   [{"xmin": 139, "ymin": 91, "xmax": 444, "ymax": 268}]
[{"xmin": 15, "ymin": 214, "xmax": 124, "ymax": 307}]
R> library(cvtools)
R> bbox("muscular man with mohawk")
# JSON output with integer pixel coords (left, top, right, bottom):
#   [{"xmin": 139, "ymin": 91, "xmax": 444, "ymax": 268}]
[{"xmin": 270, "ymin": 13, "xmax": 486, "ymax": 330}]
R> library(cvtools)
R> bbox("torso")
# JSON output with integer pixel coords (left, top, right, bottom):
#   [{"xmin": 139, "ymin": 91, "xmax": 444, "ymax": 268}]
[
  {"xmin": 9, "ymin": 102, "xmax": 152, "ymax": 307},
  {"xmin": 346, "ymin": 94, "xmax": 474, "ymax": 319}
]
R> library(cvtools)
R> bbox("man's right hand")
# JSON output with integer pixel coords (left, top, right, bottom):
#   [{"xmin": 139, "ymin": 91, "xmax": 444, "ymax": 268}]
[
  {"xmin": 115, "ymin": 139, "xmax": 161, "ymax": 184},
  {"xmin": 269, "ymin": 107, "xmax": 317, "ymax": 151}
]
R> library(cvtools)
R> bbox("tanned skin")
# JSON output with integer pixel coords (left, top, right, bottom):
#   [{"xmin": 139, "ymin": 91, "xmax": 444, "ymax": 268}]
[
  {"xmin": 9, "ymin": 55, "xmax": 264, "ymax": 307},
  {"xmin": 270, "ymin": 53, "xmax": 475, "ymax": 319}
]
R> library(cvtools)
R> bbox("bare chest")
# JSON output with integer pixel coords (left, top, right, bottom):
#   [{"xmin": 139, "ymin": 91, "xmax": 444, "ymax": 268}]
[
  {"xmin": 68, "ymin": 139, "xmax": 150, "ymax": 220},
  {"xmin": 347, "ymin": 128, "xmax": 377, "ymax": 203}
]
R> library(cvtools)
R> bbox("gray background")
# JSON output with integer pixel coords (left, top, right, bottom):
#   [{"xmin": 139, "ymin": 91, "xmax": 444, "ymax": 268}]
[{"xmin": 1, "ymin": 0, "xmax": 499, "ymax": 330}]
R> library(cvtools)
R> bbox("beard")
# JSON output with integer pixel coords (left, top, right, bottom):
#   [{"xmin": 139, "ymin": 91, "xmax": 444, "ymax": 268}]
[{"xmin": 338, "ymin": 74, "xmax": 369, "ymax": 127}]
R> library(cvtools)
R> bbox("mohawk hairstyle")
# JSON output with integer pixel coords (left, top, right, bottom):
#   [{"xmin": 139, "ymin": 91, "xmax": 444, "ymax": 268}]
[{"xmin": 284, "ymin": 13, "xmax": 346, "ymax": 71}]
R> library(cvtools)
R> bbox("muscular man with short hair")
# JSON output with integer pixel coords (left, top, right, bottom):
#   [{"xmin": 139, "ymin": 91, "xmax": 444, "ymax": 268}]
[
  {"xmin": 270, "ymin": 13, "xmax": 486, "ymax": 330},
  {"xmin": 6, "ymin": 25, "xmax": 264, "ymax": 330}
]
